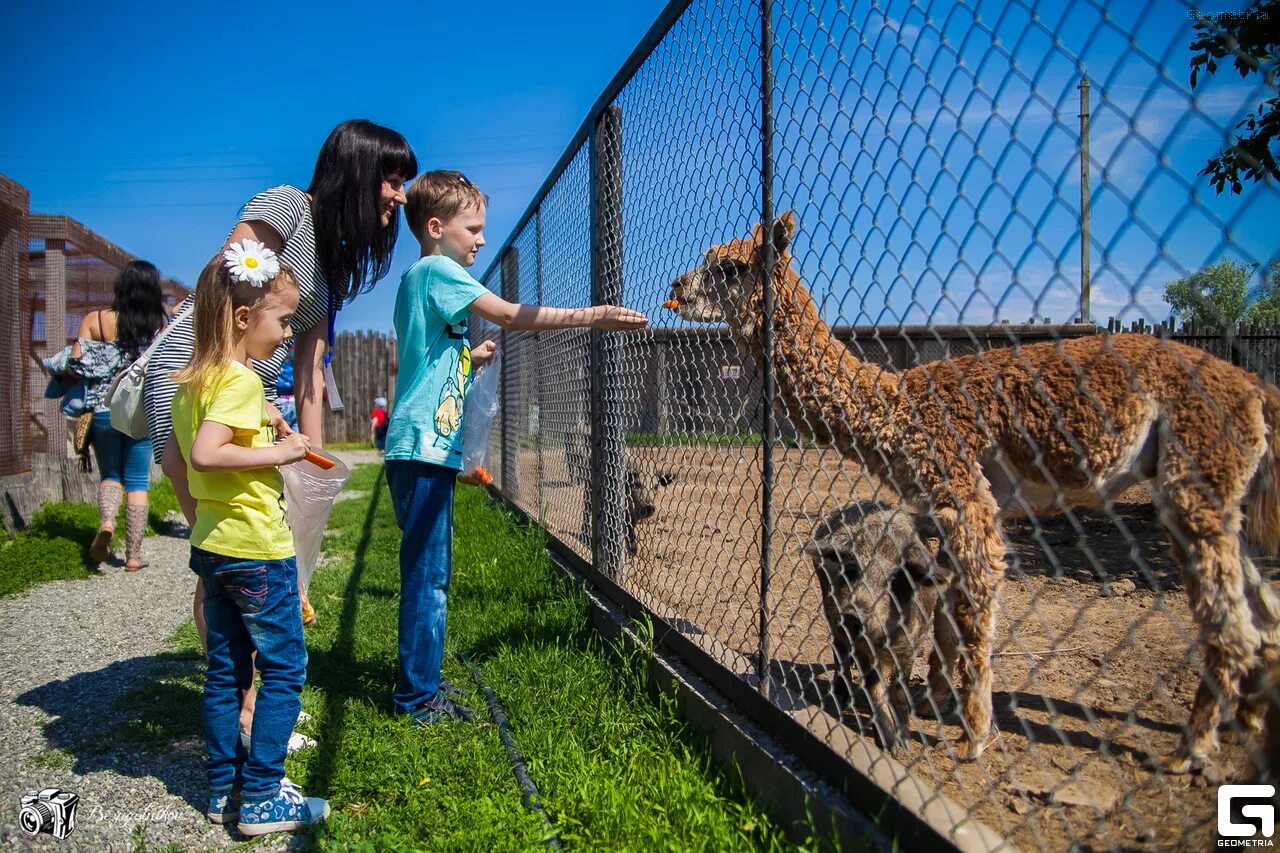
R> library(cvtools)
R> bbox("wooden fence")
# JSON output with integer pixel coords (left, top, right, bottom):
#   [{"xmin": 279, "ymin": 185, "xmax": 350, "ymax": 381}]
[{"xmin": 320, "ymin": 331, "xmax": 398, "ymax": 445}]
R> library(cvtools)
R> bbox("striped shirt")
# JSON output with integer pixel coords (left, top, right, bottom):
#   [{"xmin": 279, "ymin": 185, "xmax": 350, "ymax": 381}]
[{"xmin": 144, "ymin": 185, "xmax": 329, "ymax": 461}]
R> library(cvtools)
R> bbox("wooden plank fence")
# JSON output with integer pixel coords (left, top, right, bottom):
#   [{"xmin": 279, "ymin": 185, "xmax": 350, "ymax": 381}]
[{"xmin": 320, "ymin": 330, "xmax": 398, "ymax": 445}]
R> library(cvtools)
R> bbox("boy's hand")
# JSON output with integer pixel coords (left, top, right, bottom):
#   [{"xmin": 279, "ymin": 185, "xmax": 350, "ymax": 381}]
[
  {"xmin": 276, "ymin": 432, "xmax": 312, "ymax": 465},
  {"xmin": 472, "ymin": 340, "xmax": 498, "ymax": 367},
  {"xmin": 592, "ymin": 306, "xmax": 649, "ymax": 332}
]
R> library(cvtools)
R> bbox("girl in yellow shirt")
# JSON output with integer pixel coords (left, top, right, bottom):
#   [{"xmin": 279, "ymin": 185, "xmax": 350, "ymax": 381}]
[{"xmin": 170, "ymin": 242, "xmax": 327, "ymax": 835}]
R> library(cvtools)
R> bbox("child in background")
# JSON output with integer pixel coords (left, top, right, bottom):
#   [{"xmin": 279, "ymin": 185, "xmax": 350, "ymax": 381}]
[
  {"xmin": 385, "ymin": 170, "xmax": 648, "ymax": 725},
  {"xmin": 171, "ymin": 240, "xmax": 328, "ymax": 836},
  {"xmin": 370, "ymin": 396, "xmax": 389, "ymax": 452}
]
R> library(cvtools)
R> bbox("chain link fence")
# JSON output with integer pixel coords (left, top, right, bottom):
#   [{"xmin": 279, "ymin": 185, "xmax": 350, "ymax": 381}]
[{"xmin": 477, "ymin": 0, "xmax": 1280, "ymax": 848}]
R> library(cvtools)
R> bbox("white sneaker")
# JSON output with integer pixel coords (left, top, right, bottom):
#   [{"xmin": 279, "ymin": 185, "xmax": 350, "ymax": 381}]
[
  {"xmin": 287, "ymin": 731, "xmax": 317, "ymax": 753},
  {"xmin": 297, "ymin": 711, "xmax": 312, "ymax": 724},
  {"xmin": 238, "ymin": 730, "xmax": 317, "ymax": 754}
]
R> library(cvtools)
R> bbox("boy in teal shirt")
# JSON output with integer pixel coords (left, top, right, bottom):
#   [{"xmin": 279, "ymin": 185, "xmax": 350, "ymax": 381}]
[{"xmin": 388, "ymin": 170, "xmax": 648, "ymax": 723}]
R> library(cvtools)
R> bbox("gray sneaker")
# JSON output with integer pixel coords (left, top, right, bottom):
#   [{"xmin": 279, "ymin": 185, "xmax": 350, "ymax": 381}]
[{"xmin": 409, "ymin": 694, "xmax": 476, "ymax": 725}]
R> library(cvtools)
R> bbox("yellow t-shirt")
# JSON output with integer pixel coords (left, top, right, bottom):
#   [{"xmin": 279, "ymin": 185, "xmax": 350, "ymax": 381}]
[{"xmin": 171, "ymin": 360, "xmax": 294, "ymax": 560}]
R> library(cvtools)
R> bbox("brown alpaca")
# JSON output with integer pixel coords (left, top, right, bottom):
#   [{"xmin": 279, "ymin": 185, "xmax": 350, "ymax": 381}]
[{"xmin": 668, "ymin": 213, "xmax": 1280, "ymax": 770}]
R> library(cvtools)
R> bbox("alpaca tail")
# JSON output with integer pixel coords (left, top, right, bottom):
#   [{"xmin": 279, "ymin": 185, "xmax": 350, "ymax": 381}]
[{"xmin": 1246, "ymin": 384, "xmax": 1280, "ymax": 556}]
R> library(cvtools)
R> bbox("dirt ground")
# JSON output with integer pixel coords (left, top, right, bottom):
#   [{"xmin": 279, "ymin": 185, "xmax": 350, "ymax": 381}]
[{"xmin": 490, "ymin": 443, "xmax": 1274, "ymax": 852}]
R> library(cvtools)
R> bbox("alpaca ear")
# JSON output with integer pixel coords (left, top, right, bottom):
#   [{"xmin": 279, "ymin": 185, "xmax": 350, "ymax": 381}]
[
  {"xmin": 803, "ymin": 528, "xmax": 855, "ymax": 561},
  {"xmin": 656, "ymin": 471, "xmax": 676, "ymax": 487},
  {"xmin": 772, "ymin": 211, "xmax": 796, "ymax": 254}
]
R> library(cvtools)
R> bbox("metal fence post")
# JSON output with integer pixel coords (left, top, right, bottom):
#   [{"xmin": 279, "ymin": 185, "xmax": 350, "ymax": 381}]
[
  {"xmin": 757, "ymin": 0, "xmax": 777, "ymax": 690},
  {"xmin": 501, "ymin": 247, "xmax": 520, "ymax": 495},
  {"xmin": 535, "ymin": 209, "xmax": 546, "ymax": 526},
  {"xmin": 590, "ymin": 104, "xmax": 627, "ymax": 578}
]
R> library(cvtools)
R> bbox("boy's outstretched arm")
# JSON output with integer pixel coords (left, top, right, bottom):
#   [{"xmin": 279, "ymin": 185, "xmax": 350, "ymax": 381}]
[
  {"xmin": 469, "ymin": 292, "xmax": 648, "ymax": 332},
  {"xmin": 189, "ymin": 421, "xmax": 311, "ymax": 472}
]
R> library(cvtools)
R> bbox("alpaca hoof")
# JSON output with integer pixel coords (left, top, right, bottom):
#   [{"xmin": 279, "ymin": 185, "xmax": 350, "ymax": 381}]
[
  {"xmin": 1166, "ymin": 752, "xmax": 1203, "ymax": 775},
  {"xmin": 953, "ymin": 736, "xmax": 987, "ymax": 762}
]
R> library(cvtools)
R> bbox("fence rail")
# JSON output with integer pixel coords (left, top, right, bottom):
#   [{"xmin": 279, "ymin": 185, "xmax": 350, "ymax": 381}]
[{"xmin": 475, "ymin": 0, "xmax": 1280, "ymax": 849}]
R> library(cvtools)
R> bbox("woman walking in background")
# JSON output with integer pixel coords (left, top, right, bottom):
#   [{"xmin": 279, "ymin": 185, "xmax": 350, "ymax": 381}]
[{"xmin": 70, "ymin": 260, "xmax": 168, "ymax": 570}]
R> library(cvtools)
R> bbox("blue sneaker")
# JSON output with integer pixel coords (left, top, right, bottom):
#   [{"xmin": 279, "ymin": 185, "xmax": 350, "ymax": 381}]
[
  {"xmin": 207, "ymin": 790, "xmax": 239, "ymax": 825},
  {"xmin": 238, "ymin": 779, "xmax": 329, "ymax": 836}
]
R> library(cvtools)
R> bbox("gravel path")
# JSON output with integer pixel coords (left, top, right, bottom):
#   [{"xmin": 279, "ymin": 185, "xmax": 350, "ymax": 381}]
[{"xmin": 0, "ymin": 451, "xmax": 378, "ymax": 851}]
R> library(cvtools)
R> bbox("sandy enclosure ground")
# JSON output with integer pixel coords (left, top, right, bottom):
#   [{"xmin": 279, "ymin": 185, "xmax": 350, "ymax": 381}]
[{"xmin": 484, "ymin": 441, "xmax": 1275, "ymax": 852}]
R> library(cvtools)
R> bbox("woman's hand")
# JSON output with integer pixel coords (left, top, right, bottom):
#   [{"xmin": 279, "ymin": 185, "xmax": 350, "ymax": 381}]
[
  {"xmin": 472, "ymin": 340, "xmax": 498, "ymax": 368},
  {"xmin": 267, "ymin": 403, "xmax": 294, "ymax": 438}
]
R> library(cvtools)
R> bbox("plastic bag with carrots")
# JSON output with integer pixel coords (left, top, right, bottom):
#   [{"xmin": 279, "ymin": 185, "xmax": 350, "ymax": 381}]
[{"xmin": 458, "ymin": 349, "xmax": 501, "ymax": 487}]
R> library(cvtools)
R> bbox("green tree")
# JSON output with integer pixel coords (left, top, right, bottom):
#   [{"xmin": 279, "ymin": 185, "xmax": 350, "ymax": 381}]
[
  {"xmin": 1188, "ymin": 0, "xmax": 1280, "ymax": 194},
  {"xmin": 1245, "ymin": 259, "xmax": 1280, "ymax": 323},
  {"xmin": 1164, "ymin": 259, "xmax": 1252, "ymax": 325}
]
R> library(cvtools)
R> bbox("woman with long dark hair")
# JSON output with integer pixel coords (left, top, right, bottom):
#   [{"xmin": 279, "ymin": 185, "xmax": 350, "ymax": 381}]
[
  {"xmin": 147, "ymin": 118, "xmax": 417, "ymax": 753},
  {"xmin": 71, "ymin": 260, "xmax": 168, "ymax": 569}
]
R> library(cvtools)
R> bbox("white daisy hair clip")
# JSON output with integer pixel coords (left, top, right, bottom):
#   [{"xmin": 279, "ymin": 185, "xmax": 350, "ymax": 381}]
[{"xmin": 223, "ymin": 239, "xmax": 281, "ymax": 287}]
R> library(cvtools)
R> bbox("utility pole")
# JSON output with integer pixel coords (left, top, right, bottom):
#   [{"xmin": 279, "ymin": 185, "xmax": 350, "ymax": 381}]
[{"xmin": 1079, "ymin": 74, "xmax": 1092, "ymax": 324}]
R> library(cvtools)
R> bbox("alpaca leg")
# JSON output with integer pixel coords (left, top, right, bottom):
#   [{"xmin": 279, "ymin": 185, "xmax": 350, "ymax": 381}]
[
  {"xmin": 827, "ymin": 608, "xmax": 857, "ymax": 709},
  {"xmin": 919, "ymin": 583, "xmax": 961, "ymax": 718},
  {"xmin": 1230, "ymin": 554, "xmax": 1280, "ymax": 738},
  {"xmin": 1170, "ymin": 533, "xmax": 1261, "ymax": 773},
  {"xmin": 934, "ymin": 500, "xmax": 1005, "ymax": 762}
]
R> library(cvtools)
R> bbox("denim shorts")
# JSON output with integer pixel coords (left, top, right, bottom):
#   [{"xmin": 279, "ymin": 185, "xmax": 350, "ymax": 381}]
[{"xmin": 90, "ymin": 411, "xmax": 152, "ymax": 492}]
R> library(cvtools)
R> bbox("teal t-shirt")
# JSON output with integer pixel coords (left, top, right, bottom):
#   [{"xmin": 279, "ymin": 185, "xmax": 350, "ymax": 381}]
[{"xmin": 385, "ymin": 255, "xmax": 491, "ymax": 468}]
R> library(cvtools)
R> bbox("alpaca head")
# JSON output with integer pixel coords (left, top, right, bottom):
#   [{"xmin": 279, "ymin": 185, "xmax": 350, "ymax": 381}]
[
  {"xmin": 628, "ymin": 468, "xmax": 676, "ymax": 524},
  {"xmin": 666, "ymin": 212, "xmax": 796, "ymax": 326}
]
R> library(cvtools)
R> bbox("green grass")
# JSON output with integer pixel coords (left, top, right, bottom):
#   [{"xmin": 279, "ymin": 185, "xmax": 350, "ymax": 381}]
[
  {"xmin": 0, "ymin": 477, "xmax": 184, "ymax": 598},
  {"xmin": 106, "ymin": 464, "xmax": 820, "ymax": 851},
  {"xmin": 326, "ymin": 440, "xmax": 377, "ymax": 451}
]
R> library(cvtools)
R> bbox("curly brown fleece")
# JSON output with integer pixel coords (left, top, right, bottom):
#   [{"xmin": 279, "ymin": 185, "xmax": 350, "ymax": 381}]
[{"xmin": 668, "ymin": 212, "xmax": 1280, "ymax": 770}]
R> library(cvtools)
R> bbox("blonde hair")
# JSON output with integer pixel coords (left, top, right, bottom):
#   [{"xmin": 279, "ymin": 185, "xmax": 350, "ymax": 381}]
[
  {"xmin": 172, "ymin": 255, "xmax": 299, "ymax": 390},
  {"xmin": 404, "ymin": 170, "xmax": 489, "ymax": 238}
]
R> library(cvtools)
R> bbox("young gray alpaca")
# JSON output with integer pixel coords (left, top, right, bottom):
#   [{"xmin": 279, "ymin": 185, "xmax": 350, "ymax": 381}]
[{"xmin": 805, "ymin": 501, "xmax": 956, "ymax": 751}]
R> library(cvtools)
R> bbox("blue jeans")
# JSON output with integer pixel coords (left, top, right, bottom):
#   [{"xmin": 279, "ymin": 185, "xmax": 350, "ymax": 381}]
[
  {"xmin": 386, "ymin": 461, "xmax": 456, "ymax": 714},
  {"xmin": 190, "ymin": 547, "xmax": 307, "ymax": 799},
  {"xmin": 90, "ymin": 411, "xmax": 152, "ymax": 492}
]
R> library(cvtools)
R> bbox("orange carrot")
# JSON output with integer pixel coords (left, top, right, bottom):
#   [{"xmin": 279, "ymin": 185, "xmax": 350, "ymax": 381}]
[
  {"xmin": 662, "ymin": 299, "xmax": 680, "ymax": 310},
  {"xmin": 301, "ymin": 593, "xmax": 317, "ymax": 626},
  {"xmin": 459, "ymin": 465, "xmax": 493, "ymax": 487}
]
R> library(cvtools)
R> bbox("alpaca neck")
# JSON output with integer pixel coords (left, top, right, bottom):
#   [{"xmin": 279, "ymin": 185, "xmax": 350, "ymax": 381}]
[{"xmin": 733, "ymin": 263, "xmax": 899, "ymax": 452}]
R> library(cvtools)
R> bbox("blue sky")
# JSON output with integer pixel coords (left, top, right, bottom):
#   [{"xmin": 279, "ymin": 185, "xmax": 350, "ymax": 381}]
[
  {"xmin": 0, "ymin": 0, "xmax": 667, "ymax": 333},
  {"xmin": 3, "ymin": 0, "xmax": 1277, "ymax": 335}
]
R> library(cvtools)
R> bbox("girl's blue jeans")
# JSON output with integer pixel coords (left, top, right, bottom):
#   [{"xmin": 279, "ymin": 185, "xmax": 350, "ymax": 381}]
[
  {"xmin": 190, "ymin": 547, "xmax": 307, "ymax": 800},
  {"xmin": 89, "ymin": 411, "xmax": 152, "ymax": 491},
  {"xmin": 385, "ymin": 460, "xmax": 456, "ymax": 715}
]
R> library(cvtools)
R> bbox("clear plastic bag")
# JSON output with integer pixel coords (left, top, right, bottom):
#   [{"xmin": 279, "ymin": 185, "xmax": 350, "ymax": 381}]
[
  {"xmin": 281, "ymin": 447, "xmax": 351, "ymax": 604},
  {"xmin": 458, "ymin": 349, "xmax": 501, "ymax": 486}
]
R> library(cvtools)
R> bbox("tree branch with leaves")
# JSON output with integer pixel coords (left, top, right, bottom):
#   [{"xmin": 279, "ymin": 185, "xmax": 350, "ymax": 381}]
[{"xmin": 1189, "ymin": 0, "xmax": 1280, "ymax": 193}]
